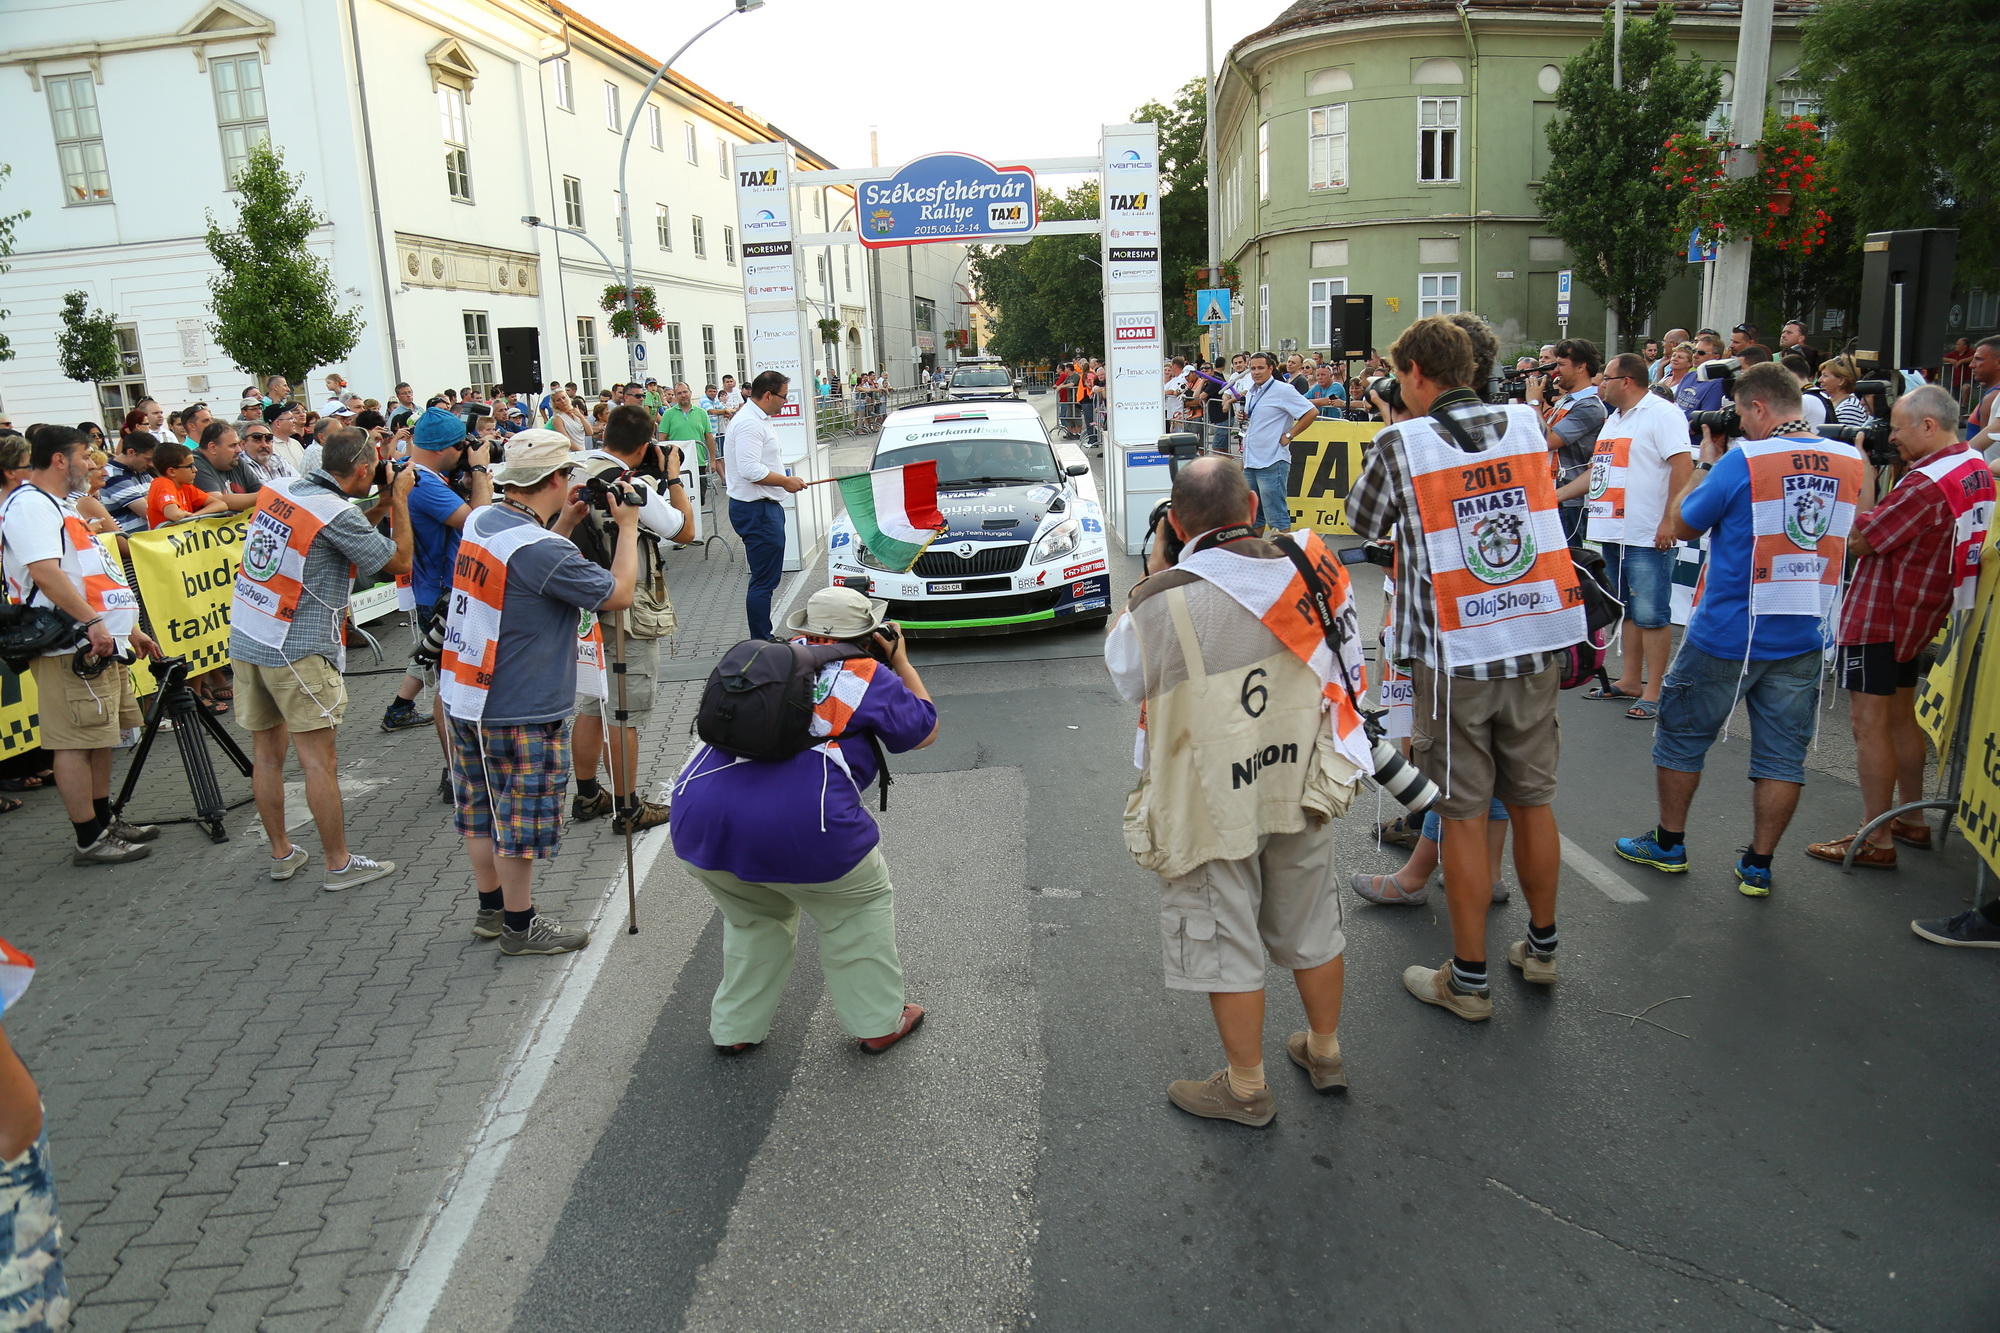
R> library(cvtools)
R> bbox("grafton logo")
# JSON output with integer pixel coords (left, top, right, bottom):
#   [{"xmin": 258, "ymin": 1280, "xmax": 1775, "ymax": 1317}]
[
  {"xmin": 1107, "ymin": 192, "xmax": 1150, "ymax": 212},
  {"xmin": 738, "ymin": 169, "xmax": 778, "ymax": 188}
]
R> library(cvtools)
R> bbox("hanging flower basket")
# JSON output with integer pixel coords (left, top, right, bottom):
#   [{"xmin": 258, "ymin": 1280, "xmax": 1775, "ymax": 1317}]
[
  {"xmin": 600, "ymin": 284, "xmax": 665, "ymax": 338},
  {"xmin": 1655, "ymin": 115, "xmax": 1834, "ymax": 257}
]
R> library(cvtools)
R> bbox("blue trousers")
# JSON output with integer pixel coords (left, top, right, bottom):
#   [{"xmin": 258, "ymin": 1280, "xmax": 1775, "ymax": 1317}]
[{"xmin": 729, "ymin": 497, "xmax": 787, "ymax": 640}]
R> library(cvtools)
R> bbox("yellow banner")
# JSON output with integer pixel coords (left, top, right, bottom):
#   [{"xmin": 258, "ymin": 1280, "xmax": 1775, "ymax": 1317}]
[
  {"xmin": 1954, "ymin": 606, "xmax": 2000, "ymax": 878},
  {"xmin": 0, "ymin": 661, "xmax": 35, "ymax": 758},
  {"xmin": 126, "ymin": 513, "xmax": 250, "ymax": 676},
  {"xmin": 1283, "ymin": 417, "xmax": 1380, "ymax": 536},
  {"xmin": 1915, "ymin": 528, "xmax": 2000, "ymax": 764}
]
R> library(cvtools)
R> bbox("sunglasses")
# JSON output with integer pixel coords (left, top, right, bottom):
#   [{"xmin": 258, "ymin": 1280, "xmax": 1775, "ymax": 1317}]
[{"xmin": 247, "ymin": 432, "xmax": 273, "ymax": 440}]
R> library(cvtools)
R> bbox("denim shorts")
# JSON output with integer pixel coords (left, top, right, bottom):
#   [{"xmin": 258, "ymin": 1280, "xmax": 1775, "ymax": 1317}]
[
  {"xmin": 1244, "ymin": 461, "xmax": 1293, "ymax": 532},
  {"xmin": 1421, "ymin": 798, "xmax": 1510, "ymax": 842},
  {"xmin": 1652, "ymin": 646, "xmax": 1823, "ymax": 784},
  {"xmin": 1603, "ymin": 542, "xmax": 1676, "ymax": 630}
]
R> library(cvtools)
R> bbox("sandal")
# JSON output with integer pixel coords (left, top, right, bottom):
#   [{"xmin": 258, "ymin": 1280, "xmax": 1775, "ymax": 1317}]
[
  {"xmin": 1889, "ymin": 817, "xmax": 1933, "ymax": 850},
  {"xmin": 0, "ymin": 795, "xmax": 21, "ymax": 815},
  {"xmin": 196, "ymin": 695, "xmax": 230, "ymax": 716},
  {"xmin": 1585, "ymin": 683, "xmax": 1642, "ymax": 701},
  {"xmin": 1624, "ymin": 700, "xmax": 1661, "ymax": 720},
  {"xmin": 1804, "ymin": 833, "xmax": 1896, "ymax": 870},
  {"xmin": 1351, "ymin": 871, "xmax": 1429, "ymax": 906},
  {"xmin": 857, "ymin": 1003, "xmax": 926, "ymax": 1054},
  {"xmin": 0, "ymin": 776, "xmax": 48, "ymax": 792},
  {"xmin": 1376, "ymin": 814, "xmax": 1422, "ymax": 849}
]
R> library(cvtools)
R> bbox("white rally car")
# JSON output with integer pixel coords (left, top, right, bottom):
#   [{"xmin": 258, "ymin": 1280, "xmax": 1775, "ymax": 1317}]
[{"xmin": 828, "ymin": 398, "xmax": 1111, "ymax": 635}]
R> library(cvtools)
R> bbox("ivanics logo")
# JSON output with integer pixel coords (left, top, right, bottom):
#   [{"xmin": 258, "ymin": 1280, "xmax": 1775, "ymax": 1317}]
[
  {"xmin": 738, "ymin": 168, "xmax": 779, "ymax": 188},
  {"xmin": 743, "ymin": 208, "xmax": 787, "ymax": 234},
  {"xmin": 1107, "ymin": 192, "xmax": 1150, "ymax": 212},
  {"xmin": 1107, "ymin": 148, "xmax": 1152, "ymax": 172}
]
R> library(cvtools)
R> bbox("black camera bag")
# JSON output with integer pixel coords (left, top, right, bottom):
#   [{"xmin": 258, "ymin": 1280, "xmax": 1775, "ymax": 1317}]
[{"xmin": 696, "ymin": 638, "xmax": 894, "ymax": 810}]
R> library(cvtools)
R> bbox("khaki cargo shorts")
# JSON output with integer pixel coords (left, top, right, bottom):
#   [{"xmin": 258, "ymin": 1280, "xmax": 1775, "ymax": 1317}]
[
  {"xmin": 31, "ymin": 655, "xmax": 140, "ymax": 750},
  {"xmin": 235, "ymin": 656, "xmax": 347, "ymax": 733},
  {"xmin": 1157, "ymin": 826, "xmax": 1345, "ymax": 993},
  {"xmin": 1407, "ymin": 661, "xmax": 1560, "ymax": 820},
  {"xmin": 575, "ymin": 633, "xmax": 659, "ymax": 719}
]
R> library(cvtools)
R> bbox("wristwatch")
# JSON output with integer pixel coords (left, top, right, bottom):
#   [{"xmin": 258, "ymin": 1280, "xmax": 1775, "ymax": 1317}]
[
  {"xmin": 468, "ymin": 464, "xmax": 491, "ymax": 474},
  {"xmin": 1692, "ymin": 461, "xmax": 1712, "ymax": 472}
]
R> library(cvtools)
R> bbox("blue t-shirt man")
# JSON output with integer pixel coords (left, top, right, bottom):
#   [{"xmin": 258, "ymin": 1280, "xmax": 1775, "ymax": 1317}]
[{"xmin": 408, "ymin": 467, "xmax": 467, "ymax": 606}]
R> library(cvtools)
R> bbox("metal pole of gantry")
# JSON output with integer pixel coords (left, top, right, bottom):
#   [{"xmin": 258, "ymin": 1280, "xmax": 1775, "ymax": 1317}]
[{"xmin": 1706, "ymin": 0, "xmax": 1774, "ymax": 337}]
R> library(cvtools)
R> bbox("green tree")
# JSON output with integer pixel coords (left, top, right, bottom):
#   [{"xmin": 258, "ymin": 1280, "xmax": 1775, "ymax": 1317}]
[
  {"xmin": 1798, "ymin": 0, "xmax": 2000, "ymax": 287},
  {"xmin": 204, "ymin": 141, "xmax": 362, "ymax": 385},
  {"xmin": 0, "ymin": 164, "xmax": 27, "ymax": 362},
  {"xmin": 1131, "ymin": 77, "xmax": 1208, "ymax": 347},
  {"xmin": 1538, "ymin": 4, "xmax": 1720, "ymax": 349},
  {"xmin": 971, "ymin": 182, "xmax": 1103, "ymax": 366},
  {"xmin": 55, "ymin": 290, "xmax": 120, "ymax": 388}
]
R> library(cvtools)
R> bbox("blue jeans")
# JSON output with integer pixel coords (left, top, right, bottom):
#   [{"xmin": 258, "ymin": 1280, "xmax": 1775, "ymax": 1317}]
[
  {"xmin": 1245, "ymin": 461, "xmax": 1292, "ymax": 532},
  {"xmin": 1602, "ymin": 542, "xmax": 1676, "ymax": 629},
  {"xmin": 1652, "ymin": 646, "xmax": 1822, "ymax": 784},
  {"xmin": 1421, "ymin": 798, "xmax": 1510, "ymax": 843},
  {"xmin": 728, "ymin": 497, "xmax": 787, "ymax": 640}
]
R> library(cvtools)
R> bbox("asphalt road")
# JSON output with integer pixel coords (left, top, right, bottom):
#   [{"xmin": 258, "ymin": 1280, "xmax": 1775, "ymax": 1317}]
[{"xmin": 382, "ymin": 443, "xmax": 1998, "ymax": 1333}]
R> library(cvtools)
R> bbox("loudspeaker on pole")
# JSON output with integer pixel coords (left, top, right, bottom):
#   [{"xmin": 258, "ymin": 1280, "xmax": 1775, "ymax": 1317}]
[
  {"xmin": 497, "ymin": 327, "xmax": 544, "ymax": 395},
  {"xmin": 1855, "ymin": 229, "xmax": 1957, "ymax": 370}
]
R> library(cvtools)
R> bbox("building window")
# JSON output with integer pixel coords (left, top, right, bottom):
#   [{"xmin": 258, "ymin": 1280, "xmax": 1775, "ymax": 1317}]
[
  {"xmin": 692, "ymin": 215, "xmax": 706, "ymax": 258},
  {"xmin": 1258, "ymin": 284, "xmax": 1270, "ymax": 348},
  {"xmin": 1418, "ymin": 272, "xmax": 1460, "ymax": 317},
  {"xmin": 576, "ymin": 317, "xmax": 599, "ymax": 396},
  {"xmin": 97, "ymin": 324, "xmax": 147, "ymax": 423},
  {"xmin": 48, "ymin": 73, "xmax": 111, "ymax": 204},
  {"xmin": 1308, "ymin": 104, "xmax": 1348, "ymax": 191},
  {"xmin": 1777, "ymin": 91, "xmax": 1821, "ymax": 124},
  {"xmin": 717, "ymin": 139, "xmax": 729, "ymax": 179},
  {"xmin": 439, "ymin": 86, "xmax": 472, "ymax": 202},
  {"xmin": 914, "ymin": 298, "xmax": 935, "ymax": 333},
  {"xmin": 1968, "ymin": 289, "xmax": 2000, "ymax": 330},
  {"xmin": 611, "ymin": 190, "xmax": 623, "ymax": 240},
  {"xmin": 1705, "ymin": 102, "xmax": 1733, "ymax": 139},
  {"xmin": 603, "ymin": 82, "xmax": 620, "ymax": 131},
  {"xmin": 655, "ymin": 203, "xmax": 672, "ymax": 251},
  {"xmin": 552, "ymin": 57, "xmax": 573, "ymax": 111},
  {"xmin": 1308, "ymin": 278, "xmax": 1348, "ymax": 349},
  {"xmin": 562, "ymin": 175, "xmax": 584, "ymax": 229},
  {"xmin": 734, "ymin": 327, "xmax": 746, "ymax": 381},
  {"xmin": 817, "ymin": 253, "xmax": 831, "ymax": 293},
  {"xmin": 211, "ymin": 55, "xmax": 270, "ymax": 188},
  {"xmin": 723, "ymin": 225, "xmax": 736, "ymax": 264},
  {"xmin": 684, "ymin": 122, "xmax": 698, "ymax": 165},
  {"xmin": 647, "ymin": 104, "xmax": 661, "ymax": 150},
  {"xmin": 1257, "ymin": 122, "xmax": 1270, "ymax": 200},
  {"xmin": 464, "ymin": 311, "xmax": 494, "ymax": 388},
  {"xmin": 702, "ymin": 324, "xmax": 718, "ymax": 383},
  {"xmin": 842, "ymin": 247, "xmax": 852, "ymax": 289},
  {"xmin": 665, "ymin": 323, "xmax": 684, "ymax": 384},
  {"xmin": 1419, "ymin": 98, "xmax": 1460, "ymax": 182}
]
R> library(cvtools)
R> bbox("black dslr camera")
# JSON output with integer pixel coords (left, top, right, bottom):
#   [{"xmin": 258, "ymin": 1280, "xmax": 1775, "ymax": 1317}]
[
  {"xmin": 1820, "ymin": 421, "xmax": 1898, "ymax": 467},
  {"xmin": 584, "ymin": 475, "xmax": 642, "ymax": 514},
  {"xmin": 1688, "ymin": 406, "xmax": 1743, "ymax": 439}
]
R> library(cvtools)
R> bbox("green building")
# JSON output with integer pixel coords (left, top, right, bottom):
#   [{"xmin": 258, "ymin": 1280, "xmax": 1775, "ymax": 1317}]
[{"xmin": 1215, "ymin": 0, "xmax": 1814, "ymax": 362}]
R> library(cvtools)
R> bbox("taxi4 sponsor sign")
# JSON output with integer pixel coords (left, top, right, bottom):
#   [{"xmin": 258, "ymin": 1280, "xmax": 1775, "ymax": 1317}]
[{"xmin": 857, "ymin": 153, "xmax": 1037, "ymax": 249}]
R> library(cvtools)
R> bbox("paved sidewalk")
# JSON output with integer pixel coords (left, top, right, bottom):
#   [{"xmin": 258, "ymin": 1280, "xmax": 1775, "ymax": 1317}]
[{"xmin": 0, "ymin": 521, "xmax": 767, "ymax": 1333}]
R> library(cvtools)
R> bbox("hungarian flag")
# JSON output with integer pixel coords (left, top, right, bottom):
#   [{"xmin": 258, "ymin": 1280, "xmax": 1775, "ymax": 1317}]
[
  {"xmin": 837, "ymin": 460, "xmax": 946, "ymax": 572},
  {"xmin": 0, "ymin": 938, "xmax": 33, "ymax": 1015}
]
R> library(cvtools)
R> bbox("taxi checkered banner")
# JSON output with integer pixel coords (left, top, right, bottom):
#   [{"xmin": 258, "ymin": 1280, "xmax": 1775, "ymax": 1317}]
[
  {"xmin": 1916, "ymin": 527, "xmax": 2000, "ymax": 766},
  {"xmin": 126, "ymin": 512, "xmax": 251, "ymax": 677},
  {"xmin": 0, "ymin": 661, "xmax": 37, "ymax": 758},
  {"xmin": 1284, "ymin": 418, "xmax": 1378, "ymax": 536},
  {"xmin": 1953, "ymin": 601, "xmax": 2000, "ymax": 878}
]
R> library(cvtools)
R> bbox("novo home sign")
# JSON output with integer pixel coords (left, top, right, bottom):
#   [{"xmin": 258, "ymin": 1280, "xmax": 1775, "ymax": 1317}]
[{"xmin": 857, "ymin": 152, "xmax": 1037, "ymax": 249}]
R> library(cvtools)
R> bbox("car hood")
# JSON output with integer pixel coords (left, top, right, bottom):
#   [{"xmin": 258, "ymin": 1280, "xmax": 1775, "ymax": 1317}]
[{"xmin": 933, "ymin": 480, "xmax": 1066, "ymax": 541}]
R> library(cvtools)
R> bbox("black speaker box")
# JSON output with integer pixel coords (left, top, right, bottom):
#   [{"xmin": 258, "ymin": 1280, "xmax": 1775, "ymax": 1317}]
[
  {"xmin": 497, "ymin": 326, "xmax": 543, "ymax": 394},
  {"xmin": 1855, "ymin": 229, "xmax": 1957, "ymax": 369},
  {"xmin": 1333, "ymin": 295, "xmax": 1374, "ymax": 359}
]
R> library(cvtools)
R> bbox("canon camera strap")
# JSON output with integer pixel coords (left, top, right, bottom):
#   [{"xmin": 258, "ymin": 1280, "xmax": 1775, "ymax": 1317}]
[{"xmin": 1271, "ymin": 537, "xmax": 1371, "ymax": 724}]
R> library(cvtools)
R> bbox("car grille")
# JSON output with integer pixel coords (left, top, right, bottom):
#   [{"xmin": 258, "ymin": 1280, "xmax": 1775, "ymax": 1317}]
[
  {"xmin": 912, "ymin": 544, "xmax": 1027, "ymax": 577},
  {"xmin": 886, "ymin": 589, "xmax": 1061, "ymax": 623}
]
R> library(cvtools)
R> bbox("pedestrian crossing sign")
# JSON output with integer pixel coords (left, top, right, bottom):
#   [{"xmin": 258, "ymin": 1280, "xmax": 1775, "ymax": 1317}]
[{"xmin": 1196, "ymin": 288, "xmax": 1231, "ymax": 326}]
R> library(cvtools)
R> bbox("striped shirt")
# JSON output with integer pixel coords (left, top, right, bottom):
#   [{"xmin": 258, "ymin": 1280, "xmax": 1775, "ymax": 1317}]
[{"xmin": 1346, "ymin": 388, "xmax": 1557, "ymax": 681}]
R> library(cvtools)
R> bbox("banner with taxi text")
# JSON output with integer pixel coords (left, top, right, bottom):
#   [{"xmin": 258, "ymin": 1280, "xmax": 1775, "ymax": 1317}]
[
  {"xmin": 1283, "ymin": 416, "xmax": 1378, "ymax": 536},
  {"xmin": 125, "ymin": 512, "xmax": 251, "ymax": 678}
]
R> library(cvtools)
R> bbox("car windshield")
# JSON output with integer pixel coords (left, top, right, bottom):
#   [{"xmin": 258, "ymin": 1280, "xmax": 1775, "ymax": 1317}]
[
  {"xmin": 953, "ymin": 369, "xmax": 1011, "ymax": 387},
  {"xmin": 877, "ymin": 432, "xmax": 1058, "ymax": 486}
]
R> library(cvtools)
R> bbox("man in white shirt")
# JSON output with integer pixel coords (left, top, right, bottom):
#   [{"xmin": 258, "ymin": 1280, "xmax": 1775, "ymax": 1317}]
[
  {"xmin": 1558, "ymin": 352, "xmax": 1692, "ymax": 712},
  {"xmin": 725, "ymin": 371, "xmax": 808, "ymax": 639},
  {"xmin": 1237, "ymin": 351, "xmax": 1318, "ymax": 534}
]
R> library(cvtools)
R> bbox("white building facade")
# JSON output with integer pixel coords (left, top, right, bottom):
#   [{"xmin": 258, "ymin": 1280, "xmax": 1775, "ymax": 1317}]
[{"xmin": 0, "ymin": 0, "xmax": 872, "ymax": 424}]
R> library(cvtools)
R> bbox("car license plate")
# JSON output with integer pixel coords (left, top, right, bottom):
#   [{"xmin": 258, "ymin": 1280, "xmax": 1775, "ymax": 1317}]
[{"xmin": 928, "ymin": 581, "xmax": 964, "ymax": 594}]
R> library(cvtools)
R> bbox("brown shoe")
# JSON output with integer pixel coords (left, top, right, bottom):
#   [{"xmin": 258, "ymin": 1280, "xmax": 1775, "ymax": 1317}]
[
  {"xmin": 1804, "ymin": 833, "xmax": 1896, "ymax": 869},
  {"xmin": 612, "ymin": 796, "xmax": 671, "ymax": 835},
  {"xmin": 1167, "ymin": 1068, "xmax": 1276, "ymax": 1126},
  {"xmin": 1285, "ymin": 1032, "xmax": 1348, "ymax": 1092},
  {"xmin": 857, "ymin": 1003, "xmax": 925, "ymax": 1054},
  {"xmin": 1890, "ymin": 817, "xmax": 1934, "ymax": 850},
  {"xmin": 570, "ymin": 787, "xmax": 613, "ymax": 823},
  {"xmin": 1403, "ymin": 961, "xmax": 1492, "ymax": 1021}
]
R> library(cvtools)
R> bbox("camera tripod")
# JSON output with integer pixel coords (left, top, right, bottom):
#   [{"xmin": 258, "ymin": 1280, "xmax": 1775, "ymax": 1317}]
[{"xmin": 109, "ymin": 654, "xmax": 254, "ymax": 843}]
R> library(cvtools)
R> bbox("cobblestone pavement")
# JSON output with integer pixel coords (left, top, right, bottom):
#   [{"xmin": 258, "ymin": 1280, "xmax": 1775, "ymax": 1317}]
[{"xmin": 0, "ymin": 510, "xmax": 805, "ymax": 1333}]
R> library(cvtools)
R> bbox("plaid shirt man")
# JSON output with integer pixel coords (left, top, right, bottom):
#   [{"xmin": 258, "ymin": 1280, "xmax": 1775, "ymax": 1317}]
[
  {"xmin": 1346, "ymin": 387, "xmax": 1556, "ymax": 681},
  {"xmin": 1837, "ymin": 442, "xmax": 1981, "ymax": 660}
]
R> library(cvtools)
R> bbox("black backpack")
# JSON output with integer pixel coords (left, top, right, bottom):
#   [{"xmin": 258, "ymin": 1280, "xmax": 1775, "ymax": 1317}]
[{"xmin": 695, "ymin": 639, "xmax": 895, "ymax": 809}]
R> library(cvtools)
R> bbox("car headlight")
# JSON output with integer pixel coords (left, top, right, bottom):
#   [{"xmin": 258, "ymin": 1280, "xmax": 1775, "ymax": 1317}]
[
  {"xmin": 855, "ymin": 543, "xmax": 895, "ymax": 571},
  {"xmin": 1030, "ymin": 518, "xmax": 1081, "ymax": 564}
]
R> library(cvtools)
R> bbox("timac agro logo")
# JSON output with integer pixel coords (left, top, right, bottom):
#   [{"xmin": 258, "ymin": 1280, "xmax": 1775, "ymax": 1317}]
[
  {"xmin": 1107, "ymin": 192, "xmax": 1150, "ymax": 212},
  {"xmin": 738, "ymin": 168, "xmax": 779, "ymax": 188}
]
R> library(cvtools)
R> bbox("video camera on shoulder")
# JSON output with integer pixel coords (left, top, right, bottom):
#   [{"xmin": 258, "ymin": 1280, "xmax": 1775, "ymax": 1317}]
[
  {"xmin": 1696, "ymin": 356, "xmax": 1742, "ymax": 394},
  {"xmin": 1495, "ymin": 361, "xmax": 1557, "ymax": 405}
]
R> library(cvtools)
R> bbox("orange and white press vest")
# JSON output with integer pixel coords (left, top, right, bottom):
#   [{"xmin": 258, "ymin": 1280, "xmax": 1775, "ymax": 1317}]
[
  {"xmin": 1738, "ymin": 433, "xmax": 1864, "ymax": 620},
  {"xmin": 231, "ymin": 479, "xmax": 356, "ymax": 657},
  {"xmin": 438, "ymin": 506, "xmax": 605, "ymax": 724},
  {"xmin": 1908, "ymin": 446, "xmax": 1996, "ymax": 613},
  {"xmin": 1403, "ymin": 406, "xmax": 1586, "ymax": 669},
  {"xmin": 0, "ymin": 485, "xmax": 140, "ymax": 644},
  {"xmin": 1585, "ymin": 420, "xmax": 1635, "ymax": 542}
]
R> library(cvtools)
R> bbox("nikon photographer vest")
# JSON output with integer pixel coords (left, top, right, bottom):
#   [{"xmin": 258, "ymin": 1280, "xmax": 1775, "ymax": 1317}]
[{"xmin": 438, "ymin": 506, "xmax": 606, "ymax": 724}]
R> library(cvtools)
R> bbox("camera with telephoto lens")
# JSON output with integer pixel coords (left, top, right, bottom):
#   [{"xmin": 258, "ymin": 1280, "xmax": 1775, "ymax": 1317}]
[
  {"xmin": 1820, "ymin": 421, "xmax": 1898, "ymax": 468},
  {"xmin": 1147, "ymin": 499, "xmax": 1186, "ymax": 567},
  {"xmin": 410, "ymin": 598, "xmax": 449, "ymax": 668},
  {"xmin": 1361, "ymin": 712, "xmax": 1441, "ymax": 813},
  {"xmin": 1366, "ymin": 375, "xmax": 1405, "ymax": 418},
  {"xmin": 1688, "ymin": 406, "xmax": 1743, "ymax": 439}
]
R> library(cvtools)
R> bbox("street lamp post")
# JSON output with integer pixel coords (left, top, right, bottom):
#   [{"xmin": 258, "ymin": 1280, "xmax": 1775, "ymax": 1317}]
[
  {"xmin": 523, "ymin": 215, "xmax": 622, "ymax": 392},
  {"xmin": 615, "ymin": 0, "xmax": 767, "ymax": 383}
]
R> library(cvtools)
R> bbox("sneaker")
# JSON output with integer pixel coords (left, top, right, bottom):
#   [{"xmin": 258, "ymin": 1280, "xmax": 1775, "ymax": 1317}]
[
  {"xmin": 1507, "ymin": 938, "xmax": 1558, "ymax": 985},
  {"xmin": 1615, "ymin": 828, "xmax": 1688, "ymax": 873},
  {"xmin": 268, "ymin": 846, "xmax": 309, "ymax": 881},
  {"xmin": 72, "ymin": 830, "xmax": 150, "ymax": 866},
  {"xmin": 107, "ymin": 816, "xmax": 160, "ymax": 844},
  {"xmin": 1284, "ymin": 1032, "xmax": 1349, "ymax": 1092},
  {"xmin": 381, "ymin": 699, "xmax": 433, "ymax": 732},
  {"xmin": 1734, "ymin": 852, "xmax": 1774, "ymax": 897},
  {"xmin": 323, "ymin": 853, "xmax": 396, "ymax": 892},
  {"xmin": 1402, "ymin": 961, "xmax": 1493, "ymax": 1022},
  {"xmin": 499, "ymin": 913, "xmax": 590, "ymax": 956},
  {"xmin": 1167, "ymin": 1068, "xmax": 1276, "ymax": 1127},
  {"xmin": 471, "ymin": 907, "xmax": 505, "ymax": 940},
  {"xmin": 612, "ymin": 797, "xmax": 671, "ymax": 836},
  {"xmin": 857, "ymin": 1003, "xmax": 926, "ymax": 1055},
  {"xmin": 570, "ymin": 787, "xmax": 613, "ymax": 823},
  {"xmin": 1911, "ymin": 909, "xmax": 2000, "ymax": 949}
]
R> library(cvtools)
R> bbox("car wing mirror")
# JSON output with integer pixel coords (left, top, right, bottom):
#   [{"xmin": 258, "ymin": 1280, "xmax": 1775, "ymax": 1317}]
[{"xmin": 1065, "ymin": 462, "xmax": 1090, "ymax": 477}]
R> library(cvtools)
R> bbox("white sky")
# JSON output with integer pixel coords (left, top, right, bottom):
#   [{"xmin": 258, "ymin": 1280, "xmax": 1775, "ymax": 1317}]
[{"xmin": 566, "ymin": 0, "xmax": 1280, "ymax": 179}]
